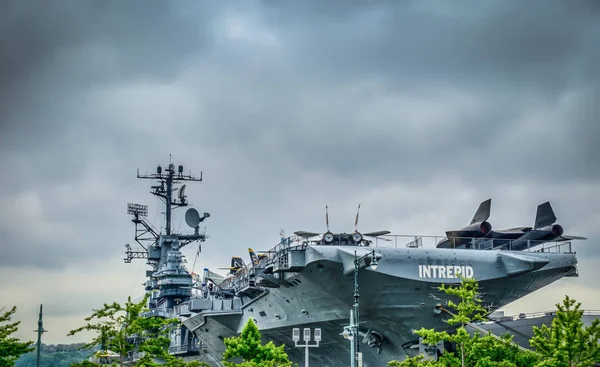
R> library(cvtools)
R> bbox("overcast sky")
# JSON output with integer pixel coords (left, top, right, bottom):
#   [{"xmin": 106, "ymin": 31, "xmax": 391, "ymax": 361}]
[{"xmin": 1, "ymin": 0, "xmax": 599, "ymax": 345}]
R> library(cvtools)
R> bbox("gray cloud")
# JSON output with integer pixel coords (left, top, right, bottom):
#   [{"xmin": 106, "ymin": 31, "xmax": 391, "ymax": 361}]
[{"xmin": 1, "ymin": 0, "xmax": 599, "ymax": 344}]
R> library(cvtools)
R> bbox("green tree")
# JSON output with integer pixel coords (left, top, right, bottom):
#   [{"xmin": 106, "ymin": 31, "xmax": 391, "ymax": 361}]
[
  {"xmin": 0, "ymin": 306, "xmax": 35, "ymax": 366},
  {"xmin": 68, "ymin": 294, "xmax": 206, "ymax": 367},
  {"xmin": 388, "ymin": 277, "xmax": 539, "ymax": 367},
  {"xmin": 222, "ymin": 318, "xmax": 295, "ymax": 367},
  {"xmin": 530, "ymin": 295, "xmax": 600, "ymax": 367},
  {"xmin": 70, "ymin": 361, "xmax": 102, "ymax": 367}
]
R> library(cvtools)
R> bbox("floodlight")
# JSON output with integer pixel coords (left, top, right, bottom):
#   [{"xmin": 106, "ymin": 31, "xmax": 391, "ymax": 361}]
[
  {"xmin": 127, "ymin": 203, "xmax": 148, "ymax": 217},
  {"xmin": 314, "ymin": 328, "xmax": 321, "ymax": 342},
  {"xmin": 342, "ymin": 327, "xmax": 353, "ymax": 340},
  {"xmin": 292, "ymin": 328, "xmax": 300, "ymax": 342},
  {"xmin": 303, "ymin": 328, "xmax": 311, "ymax": 342}
]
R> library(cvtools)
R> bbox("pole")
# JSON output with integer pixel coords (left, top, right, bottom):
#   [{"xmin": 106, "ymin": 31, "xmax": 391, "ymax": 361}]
[
  {"xmin": 305, "ymin": 345, "xmax": 309, "ymax": 367},
  {"xmin": 35, "ymin": 304, "xmax": 46, "ymax": 367},
  {"xmin": 165, "ymin": 164, "xmax": 173, "ymax": 235},
  {"xmin": 353, "ymin": 251, "xmax": 360, "ymax": 366},
  {"xmin": 350, "ymin": 309, "xmax": 355, "ymax": 367}
]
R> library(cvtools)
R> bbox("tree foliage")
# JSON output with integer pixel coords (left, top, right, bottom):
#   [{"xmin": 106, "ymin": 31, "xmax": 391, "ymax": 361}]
[
  {"xmin": 529, "ymin": 295, "xmax": 600, "ymax": 367},
  {"xmin": 388, "ymin": 277, "xmax": 539, "ymax": 367},
  {"xmin": 0, "ymin": 306, "xmax": 35, "ymax": 367},
  {"xmin": 222, "ymin": 318, "xmax": 295, "ymax": 367},
  {"xmin": 68, "ymin": 294, "xmax": 206, "ymax": 367}
]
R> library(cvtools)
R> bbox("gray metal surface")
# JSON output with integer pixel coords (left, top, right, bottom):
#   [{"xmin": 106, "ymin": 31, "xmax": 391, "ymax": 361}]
[{"xmin": 181, "ymin": 245, "xmax": 577, "ymax": 366}]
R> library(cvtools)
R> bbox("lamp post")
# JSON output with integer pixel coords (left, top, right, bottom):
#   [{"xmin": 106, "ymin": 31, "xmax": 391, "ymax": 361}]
[
  {"xmin": 292, "ymin": 327, "xmax": 321, "ymax": 367},
  {"xmin": 347, "ymin": 249, "xmax": 378, "ymax": 367}
]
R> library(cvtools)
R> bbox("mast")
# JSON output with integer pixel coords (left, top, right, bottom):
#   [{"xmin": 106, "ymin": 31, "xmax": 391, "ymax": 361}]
[
  {"xmin": 136, "ymin": 158, "xmax": 203, "ymax": 236},
  {"xmin": 124, "ymin": 157, "xmax": 209, "ymax": 311}
]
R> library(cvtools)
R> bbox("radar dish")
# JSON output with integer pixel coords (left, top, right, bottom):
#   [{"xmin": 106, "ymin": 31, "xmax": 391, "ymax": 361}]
[
  {"xmin": 178, "ymin": 184, "xmax": 187, "ymax": 201},
  {"xmin": 185, "ymin": 208, "xmax": 201, "ymax": 228}
]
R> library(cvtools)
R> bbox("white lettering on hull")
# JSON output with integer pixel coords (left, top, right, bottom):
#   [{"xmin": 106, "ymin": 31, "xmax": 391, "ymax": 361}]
[{"xmin": 418, "ymin": 265, "xmax": 474, "ymax": 279}]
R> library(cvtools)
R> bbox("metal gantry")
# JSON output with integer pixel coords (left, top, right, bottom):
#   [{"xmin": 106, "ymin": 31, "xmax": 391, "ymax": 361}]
[{"xmin": 292, "ymin": 327, "xmax": 321, "ymax": 367}]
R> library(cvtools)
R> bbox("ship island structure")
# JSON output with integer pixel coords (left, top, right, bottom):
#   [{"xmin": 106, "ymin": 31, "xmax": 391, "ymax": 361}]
[{"xmin": 120, "ymin": 160, "xmax": 592, "ymax": 367}]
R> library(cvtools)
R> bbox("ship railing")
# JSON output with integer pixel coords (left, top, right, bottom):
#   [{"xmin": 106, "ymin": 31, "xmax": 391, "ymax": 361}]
[
  {"xmin": 259, "ymin": 241, "xmax": 308, "ymax": 270},
  {"xmin": 264, "ymin": 235, "xmax": 578, "ymax": 253},
  {"xmin": 168, "ymin": 344, "xmax": 200, "ymax": 354},
  {"xmin": 368, "ymin": 235, "xmax": 577, "ymax": 254},
  {"xmin": 478, "ymin": 309, "xmax": 600, "ymax": 324}
]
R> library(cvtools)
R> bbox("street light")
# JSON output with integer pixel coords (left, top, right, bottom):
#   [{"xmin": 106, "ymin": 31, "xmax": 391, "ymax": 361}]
[
  {"xmin": 349, "ymin": 249, "xmax": 379, "ymax": 367},
  {"xmin": 292, "ymin": 327, "xmax": 321, "ymax": 367}
]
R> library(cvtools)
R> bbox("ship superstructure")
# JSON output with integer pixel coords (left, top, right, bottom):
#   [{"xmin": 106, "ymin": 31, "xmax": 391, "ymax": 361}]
[
  {"xmin": 123, "ymin": 161, "xmax": 584, "ymax": 366},
  {"xmin": 124, "ymin": 159, "xmax": 210, "ymax": 360}
]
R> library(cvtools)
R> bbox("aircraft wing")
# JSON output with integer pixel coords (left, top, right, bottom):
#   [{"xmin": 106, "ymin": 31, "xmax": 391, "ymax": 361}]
[
  {"xmin": 294, "ymin": 230, "xmax": 321, "ymax": 238},
  {"xmin": 497, "ymin": 227, "xmax": 532, "ymax": 233},
  {"xmin": 363, "ymin": 230, "xmax": 391, "ymax": 237},
  {"xmin": 555, "ymin": 234, "xmax": 587, "ymax": 242},
  {"xmin": 206, "ymin": 269, "xmax": 225, "ymax": 280}
]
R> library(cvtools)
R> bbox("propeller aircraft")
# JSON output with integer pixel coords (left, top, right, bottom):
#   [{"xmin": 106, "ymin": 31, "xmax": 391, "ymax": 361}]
[{"xmin": 294, "ymin": 204, "xmax": 391, "ymax": 246}]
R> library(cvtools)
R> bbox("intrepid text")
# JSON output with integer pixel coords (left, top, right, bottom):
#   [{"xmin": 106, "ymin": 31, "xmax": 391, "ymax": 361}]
[{"xmin": 419, "ymin": 265, "xmax": 474, "ymax": 279}]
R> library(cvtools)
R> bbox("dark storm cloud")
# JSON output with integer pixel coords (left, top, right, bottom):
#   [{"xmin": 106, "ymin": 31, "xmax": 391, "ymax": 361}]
[
  {"xmin": 0, "ymin": 0, "xmax": 222, "ymax": 194},
  {"xmin": 0, "ymin": 0, "xmax": 597, "ymax": 298},
  {"xmin": 261, "ymin": 0, "xmax": 600, "ymax": 89},
  {"xmin": 158, "ymin": 0, "xmax": 600, "ymax": 186}
]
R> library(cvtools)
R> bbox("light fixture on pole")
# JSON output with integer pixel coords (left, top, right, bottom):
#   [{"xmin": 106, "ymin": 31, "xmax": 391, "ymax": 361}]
[
  {"xmin": 341, "ymin": 309, "xmax": 356, "ymax": 367},
  {"xmin": 292, "ymin": 327, "xmax": 321, "ymax": 367},
  {"xmin": 350, "ymin": 249, "xmax": 379, "ymax": 367}
]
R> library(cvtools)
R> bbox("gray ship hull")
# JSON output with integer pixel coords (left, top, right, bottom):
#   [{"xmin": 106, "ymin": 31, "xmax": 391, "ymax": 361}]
[{"xmin": 181, "ymin": 245, "xmax": 578, "ymax": 366}]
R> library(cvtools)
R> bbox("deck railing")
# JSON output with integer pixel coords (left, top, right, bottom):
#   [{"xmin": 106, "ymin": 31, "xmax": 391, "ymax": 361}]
[
  {"xmin": 480, "ymin": 309, "xmax": 600, "ymax": 324},
  {"xmin": 261, "ymin": 234, "xmax": 576, "ymax": 253}
]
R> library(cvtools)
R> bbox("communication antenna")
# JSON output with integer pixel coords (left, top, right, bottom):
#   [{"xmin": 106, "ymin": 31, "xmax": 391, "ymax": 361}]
[
  {"xmin": 326, "ymin": 205, "xmax": 330, "ymax": 231},
  {"xmin": 185, "ymin": 208, "xmax": 201, "ymax": 228},
  {"xmin": 178, "ymin": 184, "xmax": 187, "ymax": 204}
]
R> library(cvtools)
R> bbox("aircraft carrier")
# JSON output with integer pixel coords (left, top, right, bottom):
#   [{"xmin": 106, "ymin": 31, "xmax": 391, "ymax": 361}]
[{"xmin": 122, "ymin": 160, "xmax": 586, "ymax": 366}]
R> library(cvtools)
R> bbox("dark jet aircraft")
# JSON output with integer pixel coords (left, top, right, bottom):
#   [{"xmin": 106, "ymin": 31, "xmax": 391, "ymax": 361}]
[
  {"xmin": 499, "ymin": 201, "xmax": 587, "ymax": 251},
  {"xmin": 437, "ymin": 200, "xmax": 587, "ymax": 251},
  {"xmin": 436, "ymin": 198, "xmax": 493, "ymax": 249}
]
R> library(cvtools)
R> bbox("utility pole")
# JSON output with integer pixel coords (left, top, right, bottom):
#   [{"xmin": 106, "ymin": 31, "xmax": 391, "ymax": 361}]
[{"xmin": 33, "ymin": 304, "xmax": 47, "ymax": 367}]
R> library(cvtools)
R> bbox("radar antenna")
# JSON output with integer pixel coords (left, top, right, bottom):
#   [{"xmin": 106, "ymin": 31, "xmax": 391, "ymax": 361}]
[
  {"xmin": 137, "ymin": 162, "xmax": 203, "ymax": 235},
  {"xmin": 123, "ymin": 159, "xmax": 209, "ymax": 269}
]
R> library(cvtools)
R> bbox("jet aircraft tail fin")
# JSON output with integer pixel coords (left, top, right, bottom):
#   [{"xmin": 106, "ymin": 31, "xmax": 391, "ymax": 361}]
[
  {"xmin": 471, "ymin": 198, "xmax": 491, "ymax": 224},
  {"xmin": 248, "ymin": 248, "xmax": 260, "ymax": 266},
  {"xmin": 231, "ymin": 256, "xmax": 245, "ymax": 269},
  {"xmin": 534, "ymin": 201, "xmax": 557, "ymax": 229}
]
